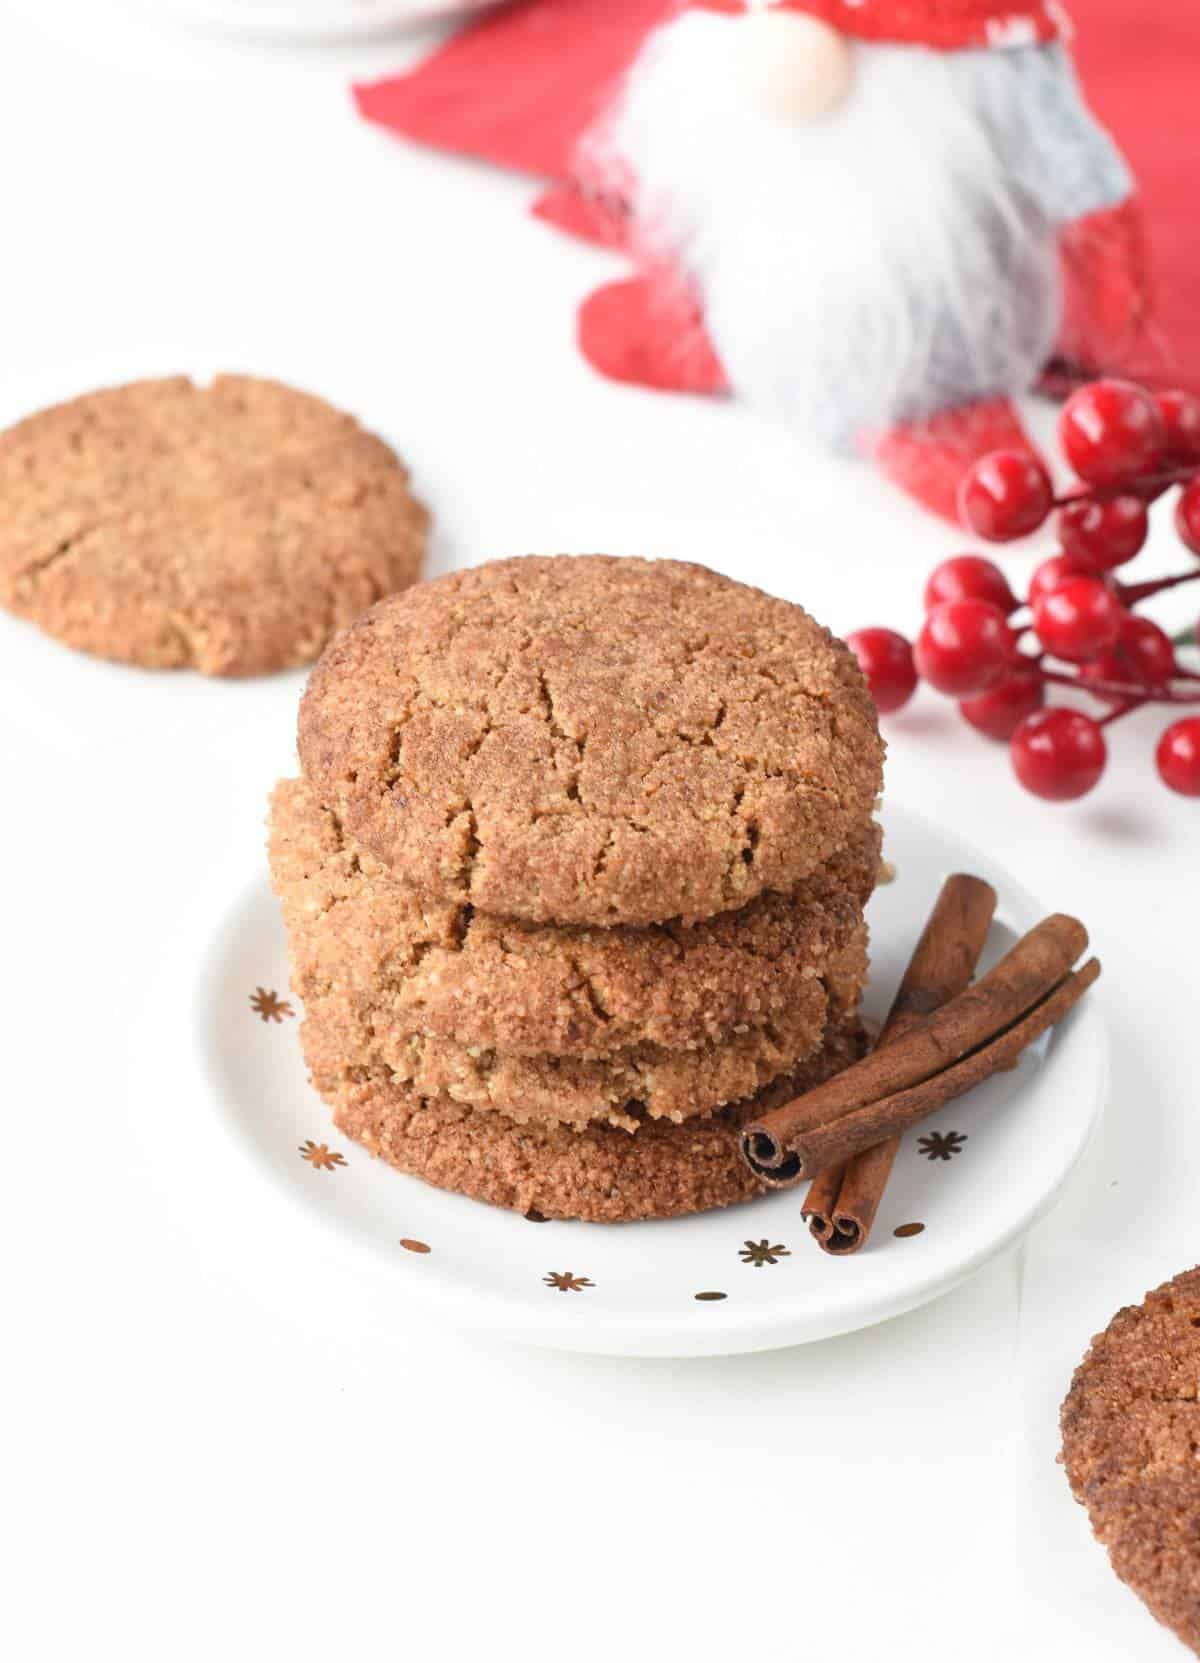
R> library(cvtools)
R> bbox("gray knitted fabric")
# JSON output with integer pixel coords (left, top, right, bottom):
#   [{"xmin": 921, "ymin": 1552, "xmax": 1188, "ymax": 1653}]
[{"xmin": 959, "ymin": 41, "xmax": 1131, "ymax": 226}]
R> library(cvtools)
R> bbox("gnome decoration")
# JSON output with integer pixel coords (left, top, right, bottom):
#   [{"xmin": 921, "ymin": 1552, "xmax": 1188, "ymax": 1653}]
[{"xmin": 358, "ymin": 0, "xmax": 1158, "ymax": 521}]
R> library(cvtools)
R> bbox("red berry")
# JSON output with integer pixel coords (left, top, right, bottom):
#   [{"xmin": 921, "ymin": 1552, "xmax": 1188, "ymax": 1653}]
[
  {"xmin": 1176, "ymin": 477, "xmax": 1200, "ymax": 555},
  {"xmin": 1077, "ymin": 615, "xmax": 1170, "ymax": 685},
  {"xmin": 1080, "ymin": 614, "xmax": 1175, "ymax": 689},
  {"xmin": 959, "ymin": 665, "xmax": 1045, "ymax": 741},
  {"xmin": 1028, "ymin": 551, "xmax": 1107, "ymax": 607},
  {"xmin": 1011, "ymin": 709, "xmax": 1107, "ymax": 801},
  {"xmin": 1077, "ymin": 648, "xmax": 1123, "ymax": 689},
  {"xmin": 923, "ymin": 554, "xmax": 1017, "ymax": 616},
  {"xmin": 1058, "ymin": 494, "xmax": 1148, "ymax": 570},
  {"xmin": 845, "ymin": 627, "xmax": 917, "ymax": 714},
  {"xmin": 958, "ymin": 451, "xmax": 1054, "ymax": 541},
  {"xmin": 1059, "ymin": 379, "xmax": 1166, "ymax": 488},
  {"xmin": 1119, "ymin": 615, "xmax": 1177, "ymax": 683},
  {"xmin": 914, "ymin": 600, "xmax": 1011, "ymax": 697},
  {"xmin": 1032, "ymin": 578, "xmax": 1124, "ymax": 663},
  {"xmin": 1157, "ymin": 390, "xmax": 1200, "ymax": 464},
  {"xmin": 1156, "ymin": 717, "xmax": 1200, "ymax": 796}
]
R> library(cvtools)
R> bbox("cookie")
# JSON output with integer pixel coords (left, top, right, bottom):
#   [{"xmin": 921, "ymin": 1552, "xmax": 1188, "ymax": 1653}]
[
  {"xmin": 328, "ymin": 1018, "xmax": 865, "ymax": 1223},
  {"xmin": 297, "ymin": 934, "xmax": 864, "ymax": 1130},
  {"xmin": 0, "ymin": 375, "xmax": 428, "ymax": 675},
  {"xmin": 269, "ymin": 776, "xmax": 879, "ymax": 1058},
  {"xmin": 298, "ymin": 555, "xmax": 884, "ymax": 925},
  {"xmin": 1060, "ymin": 1267, "xmax": 1200, "ymax": 1654}
]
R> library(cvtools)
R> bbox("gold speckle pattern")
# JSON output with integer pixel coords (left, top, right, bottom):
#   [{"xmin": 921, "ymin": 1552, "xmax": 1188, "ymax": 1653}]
[
  {"xmin": 250, "ymin": 986, "xmax": 294, "ymax": 1023},
  {"xmin": 739, "ymin": 1239, "xmax": 790, "ymax": 1267},
  {"xmin": 917, "ymin": 1131, "xmax": 967, "ymax": 1161},
  {"xmin": 299, "ymin": 1139, "xmax": 346, "ymax": 1171}
]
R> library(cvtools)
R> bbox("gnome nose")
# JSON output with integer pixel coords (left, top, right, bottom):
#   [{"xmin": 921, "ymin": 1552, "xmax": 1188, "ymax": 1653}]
[{"xmin": 735, "ymin": 11, "xmax": 855, "ymax": 124}]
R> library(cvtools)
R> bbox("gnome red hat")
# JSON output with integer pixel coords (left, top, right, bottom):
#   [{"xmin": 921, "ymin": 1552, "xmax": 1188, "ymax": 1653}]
[{"xmin": 688, "ymin": 0, "xmax": 1065, "ymax": 51}]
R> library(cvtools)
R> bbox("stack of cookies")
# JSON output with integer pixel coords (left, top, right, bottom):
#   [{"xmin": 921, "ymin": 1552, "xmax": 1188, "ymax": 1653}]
[{"xmin": 269, "ymin": 556, "xmax": 885, "ymax": 1222}]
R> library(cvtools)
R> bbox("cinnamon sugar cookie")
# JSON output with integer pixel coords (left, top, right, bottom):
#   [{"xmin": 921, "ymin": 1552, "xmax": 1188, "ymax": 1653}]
[
  {"xmin": 0, "ymin": 375, "xmax": 427, "ymax": 675},
  {"xmin": 1061, "ymin": 1267, "xmax": 1200, "ymax": 1654},
  {"xmin": 269, "ymin": 776, "xmax": 878, "ymax": 1059},
  {"xmin": 298, "ymin": 555, "xmax": 884, "ymax": 925},
  {"xmin": 297, "ymin": 949, "xmax": 863, "ymax": 1130},
  {"xmin": 328, "ymin": 1018, "xmax": 866, "ymax": 1223}
]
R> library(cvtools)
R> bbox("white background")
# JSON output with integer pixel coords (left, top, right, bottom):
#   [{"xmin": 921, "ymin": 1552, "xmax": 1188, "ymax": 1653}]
[{"xmin": 2, "ymin": 4, "xmax": 1197, "ymax": 1659}]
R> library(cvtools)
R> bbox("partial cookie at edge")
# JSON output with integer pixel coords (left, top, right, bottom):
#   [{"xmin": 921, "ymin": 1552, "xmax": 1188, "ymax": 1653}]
[{"xmin": 1060, "ymin": 1267, "xmax": 1200, "ymax": 1656}]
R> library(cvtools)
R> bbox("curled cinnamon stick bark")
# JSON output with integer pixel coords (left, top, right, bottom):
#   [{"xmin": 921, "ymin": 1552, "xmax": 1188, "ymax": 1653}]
[
  {"xmin": 800, "ymin": 1164, "xmax": 843, "ymax": 1244},
  {"xmin": 803, "ymin": 874, "xmax": 997, "ymax": 1254},
  {"xmin": 742, "ymin": 911, "xmax": 1093, "ymax": 1186},
  {"xmin": 782, "ymin": 958, "xmax": 1099, "ymax": 1181}
]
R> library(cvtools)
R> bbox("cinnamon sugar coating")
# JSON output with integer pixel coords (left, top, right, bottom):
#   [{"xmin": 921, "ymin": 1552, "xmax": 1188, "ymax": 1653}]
[
  {"xmin": 298, "ymin": 555, "xmax": 884, "ymax": 925},
  {"xmin": 328, "ymin": 1018, "xmax": 866, "ymax": 1223},
  {"xmin": 1061, "ymin": 1267, "xmax": 1200, "ymax": 1655},
  {"xmin": 269, "ymin": 775, "xmax": 878, "ymax": 1060},
  {"xmin": 298, "ymin": 938, "xmax": 864, "ymax": 1131},
  {"xmin": 0, "ymin": 375, "xmax": 427, "ymax": 675}
]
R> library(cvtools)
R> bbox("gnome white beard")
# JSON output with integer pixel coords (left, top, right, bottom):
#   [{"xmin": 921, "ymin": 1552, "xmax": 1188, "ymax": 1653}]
[{"xmin": 591, "ymin": 14, "xmax": 1066, "ymax": 450}]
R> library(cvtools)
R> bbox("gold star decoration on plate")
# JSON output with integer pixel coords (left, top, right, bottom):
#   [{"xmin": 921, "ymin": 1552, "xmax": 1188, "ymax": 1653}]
[
  {"xmin": 917, "ymin": 1130, "xmax": 967, "ymax": 1161},
  {"xmin": 543, "ymin": 1271, "xmax": 594, "ymax": 1293},
  {"xmin": 250, "ymin": 987, "xmax": 294, "ymax": 1023},
  {"xmin": 299, "ymin": 1139, "xmax": 346, "ymax": 1171},
  {"xmin": 739, "ymin": 1239, "xmax": 790, "ymax": 1267}
]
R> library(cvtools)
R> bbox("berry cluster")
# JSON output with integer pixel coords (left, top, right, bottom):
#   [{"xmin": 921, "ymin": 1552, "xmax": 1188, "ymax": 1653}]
[{"xmin": 849, "ymin": 379, "xmax": 1200, "ymax": 801}]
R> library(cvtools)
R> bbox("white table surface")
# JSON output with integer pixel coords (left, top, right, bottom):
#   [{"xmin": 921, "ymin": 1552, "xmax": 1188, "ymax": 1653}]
[{"xmin": 3, "ymin": 5, "xmax": 1197, "ymax": 1659}]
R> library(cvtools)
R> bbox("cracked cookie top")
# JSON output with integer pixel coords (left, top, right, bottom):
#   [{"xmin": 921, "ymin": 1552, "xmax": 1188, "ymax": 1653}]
[
  {"xmin": 269, "ymin": 776, "xmax": 877, "ymax": 1061},
  {"xmin": 298, "ymin": 555, "xmax": 884, "ymax": 926},
  {"xmin": 0, "ymin": 375, "xmax": 427, "ymax": 676}
]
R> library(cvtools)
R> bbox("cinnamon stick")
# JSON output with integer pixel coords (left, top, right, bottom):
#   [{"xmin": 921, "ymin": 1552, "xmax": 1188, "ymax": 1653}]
[
  {"xmin": 741, "ymin": 912, "xmax": 1089, "ymax": 1183},
  {"xmin": 803, "ymin": 874, "xmax": 997, "ymax": 1254},
  {"xmin": 783, "ymin": 958, "xmax": 1099, "ymax": 1180},
  {"xmin": 800, "ymin": 1164, "xmax": 843, "ymax": 1243}
]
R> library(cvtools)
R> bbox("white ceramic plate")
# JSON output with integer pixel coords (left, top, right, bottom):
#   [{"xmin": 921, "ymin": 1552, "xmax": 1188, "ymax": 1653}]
[
  {"xmin": 193, "ymin": 802, "xmax": 1106, "ymax": 1356},
  {"xmin": 146, "ymin": 0, "xmax": 491, "ymax": 44}
]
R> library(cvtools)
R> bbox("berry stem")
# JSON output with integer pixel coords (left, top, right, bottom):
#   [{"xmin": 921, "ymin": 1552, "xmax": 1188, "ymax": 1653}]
[
  {"xmin": 1038, "ymin": 668, "xmax": 1200, "ymax": 705},
  {"xmin": 1119, "ymin": 568, "xmax": 1200, "ymax": 607},
  {"xmin": 1098, "ymin": 698, "xmax": 1144, "ymax": 727}
]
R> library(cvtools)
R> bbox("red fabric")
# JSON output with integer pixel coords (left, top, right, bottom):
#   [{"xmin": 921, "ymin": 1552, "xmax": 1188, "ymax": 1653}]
[
  {"xmin": 1052, "ymin": 196, "xmax": 1165, "ymax": 387},
  {"xmin": 1070, "ymin": 0, "xmax": 1200, "ymax": 395},
  {"xmin": 354, "ymin": 0, "xmax": 1200, "ymax": 495},
  {"xmin": 355, "ymin": 0, "xmax": 1199, "ymax": 393},
  {"xmin": 691, "ymin": 0, "xmax": 1061, "ymax": 49},
  {"xmin": 354, "ymin": 0, "xmax": 678, "ymax": 179},
  {"xmin": 873, "ymin": 400, "xmax": 1041, "ymax": 524},
  {"xmin": 532, "ymin": 181, "xmax": 633, "ymax": 251},
  {"xmin": 577, "ymin": 274, "xmax": 730, "ymax": 395}
]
